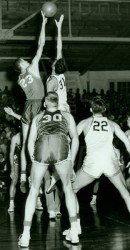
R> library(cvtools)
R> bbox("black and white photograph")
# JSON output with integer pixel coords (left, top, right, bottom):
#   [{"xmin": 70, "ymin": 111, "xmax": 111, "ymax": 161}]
[{"xmin": 0, "ymin": 0, "xmax": 130, "ymax": 249}]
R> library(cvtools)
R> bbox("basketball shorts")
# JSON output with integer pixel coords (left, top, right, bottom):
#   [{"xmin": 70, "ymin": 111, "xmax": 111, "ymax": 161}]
[
  {"xmin": 33, "ymin": 134, "xmax": 69, "ymax": 165},
  {"xmin": 82, "ymin": 150, "xmax": 120, "ymax": 178},
  {"xmin": 21, "ymin": 99, "xmax": 43, "ymax": 125}
]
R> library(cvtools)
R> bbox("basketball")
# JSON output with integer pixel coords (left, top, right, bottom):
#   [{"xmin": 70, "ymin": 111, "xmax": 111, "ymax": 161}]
[{"xmin": 42, "ymin": 2, "xmax": 57, "ymax": 17}]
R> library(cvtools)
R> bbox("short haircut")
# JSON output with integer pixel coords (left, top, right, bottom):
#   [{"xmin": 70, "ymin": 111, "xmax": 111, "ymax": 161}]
[
  {"xmin": 45, "ymin": 92, "xmax": 59, "ymax": 106},
  {"xmin": 55, "ymin": 58, "xmax": 66, "ymax": 74},
  {"xmin": 14, "ymin": 58, "xmax": 22, "ymax": 72},
  {"xmin": 91, "ymin": 97, "xmax": 106, "ymax": 114}
]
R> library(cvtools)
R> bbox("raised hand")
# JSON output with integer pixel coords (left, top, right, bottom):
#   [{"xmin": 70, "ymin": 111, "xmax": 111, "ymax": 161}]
[
  {"xmin": 41, "ymin": 11, "xmax": 48, "ymax": 24},
  {"xmin": 55, "ymin": 14, "xmax": 64, "ymax": 28}
]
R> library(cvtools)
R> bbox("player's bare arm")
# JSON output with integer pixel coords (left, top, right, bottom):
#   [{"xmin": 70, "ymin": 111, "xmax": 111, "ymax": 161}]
[
  {"xmin": 111, "ymin": 120, "xmax": 130, "ymax": 154},
  {"xmin": 77, "ymin": 117, "xmax": 92, "ymax": 136},
  {"xmin": 67, "ymin": 113, "xmax": 79, "ymax": 167},
  {"xmin": 47, "ymin": 77, "xmax": 58, "ymax": 92},
  {"xmin": 55, "ymin": 14, "xmax": 64, "ymax": 59},
  {"xmin": 4, "ymin": 107, "xmax": 21, "ymax": 121},
  {"xmin": 29, "ymin": 12, "xmax": 47, "ymax": 75}
]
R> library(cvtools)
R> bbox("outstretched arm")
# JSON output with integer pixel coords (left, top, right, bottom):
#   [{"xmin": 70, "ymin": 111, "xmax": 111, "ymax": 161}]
[
  {"xmin": 55, "ymin": 14, "xmax": 64, "ymax": 60},
  {"xmin": 77, "ymin": 120, "xmax": 85, "ymax": 136},
  {"xmin": 69, "ymin": 114, "xmax": 79, "ymax": 168},
  {"xmin": 31, "ymin": 12, "xmax": 47, "ymax": 66},
  {"xmin": 113, "ymin": 121, "xmax": 130, "ymax": 154},
  {"xmin": 4, "ymin": 107, "xmax": 21, "ymax": 121}
]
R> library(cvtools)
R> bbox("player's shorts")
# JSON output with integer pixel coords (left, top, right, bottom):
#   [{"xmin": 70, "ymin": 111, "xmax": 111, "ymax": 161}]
[
  {"xmin": 82, "ymin": 149, "xmax": 120, "ymax": 178},
  {"xmin": 33, "ymin": 134, "xmax": 69, "ymax": 165},
  {"xmin": 21, "ymin": 99, "xmax": 43, "ymax": 125}
]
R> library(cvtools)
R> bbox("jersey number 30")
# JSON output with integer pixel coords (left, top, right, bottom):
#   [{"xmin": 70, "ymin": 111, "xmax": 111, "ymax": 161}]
[{"xmin": 42, "ymin": 114, "xmax": 62, "ymax": 123}]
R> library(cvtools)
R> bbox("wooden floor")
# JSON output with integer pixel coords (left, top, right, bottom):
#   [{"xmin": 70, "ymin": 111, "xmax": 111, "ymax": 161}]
[{"xmin": 1, "ymin": 178, "xmax": 130, "ymax": 250}]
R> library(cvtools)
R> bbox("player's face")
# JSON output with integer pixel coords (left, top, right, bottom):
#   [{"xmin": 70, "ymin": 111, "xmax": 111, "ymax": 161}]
[{"xmin": 20, "ymin": 59, "xmax": 30, "ymax": 71}]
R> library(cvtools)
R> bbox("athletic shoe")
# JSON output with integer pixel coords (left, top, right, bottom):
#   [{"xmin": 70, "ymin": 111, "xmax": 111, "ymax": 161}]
[
  {"xmin": 8, "ymin": 203, "xmax": 15, "ymax": 212},
  {"xmin": 36, "ymin": 200, "xmax": 43, "ymax": 211},
  {"xmin": 18, "ymin": 233, "xmax": 30, "ymax": 248},
  {"xmin": 63, "ymin": 227, "xmax": 81, "ymax": 236},
  {"xmin": 46, "ymin": 176, "xmax": 56, "ymax": 194},
  {"xmin": 49, "ymin": 211, "xmax": 56, "ymax": 219},
  {"xmin": 65, "ymin": 229, "xmax": 79, "ymax": 244},
  {"xmin": 90, "ymin": 195, "xmax": 97, "ymax": 205},
  {"xmin": 20, "ymin": 181, "xmax": 27, "ymax": 193}
]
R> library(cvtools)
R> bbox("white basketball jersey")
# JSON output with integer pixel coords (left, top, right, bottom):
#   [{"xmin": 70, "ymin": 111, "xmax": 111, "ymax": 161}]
[
  {"xmin": 47, "ymin": 74, "xmax": 68, "ymax": 111},
  {"xmin": 85, "ymin": 116, "xmax": 113, "ymax": 157}
]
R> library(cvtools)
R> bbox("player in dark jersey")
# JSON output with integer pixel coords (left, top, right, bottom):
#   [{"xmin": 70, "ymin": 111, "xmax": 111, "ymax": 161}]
[
  {"xmin": 13, "ymin": 12, "xmax": 47, "ymax": 192},
  {"xmin": 18, "ymin": 92, "xmax": 79, "ymax": 247}
]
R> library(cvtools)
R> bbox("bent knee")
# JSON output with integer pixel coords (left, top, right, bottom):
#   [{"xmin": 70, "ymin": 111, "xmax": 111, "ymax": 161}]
[
  {"xmin": 72, "ymin": 181, "xmax": 79, "ymax": 194},
  {"xmin": 30, "ymin": 185, "xmax": 39, "ymax": 197}
]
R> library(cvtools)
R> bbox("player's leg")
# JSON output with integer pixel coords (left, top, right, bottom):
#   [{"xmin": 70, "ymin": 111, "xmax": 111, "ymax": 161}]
[
  {"xmin": 72, "ymin": 168, "xmax": 95, "ymax": 194},
  {"xmin": 8, "ymin": 162, "xmax": 19, "ymax": 212},
  {"xmin": 108, "ymin": 171, "xmax": 130, "ymax": 212},
  {"xmin": 44, "ymin": 169, "xmax": 56, "ymax": 219},
  {"xmin": 55, "ymin": 185, "xmax": 62, "ymax": 217},
  {"xmin": 46, "ymin": 169, "xmax": 59, "ymax": 194},
  {"xmin": 72, "ymin": 168, "xmax": 95, "ymax": 234},
  {"xmin": 18, "ymin": 161, "xmax": 48, "ymax": 247},
  {"xmin": 20, "ymin": 122, "xmax": 29, "ymax": 193},
  {"xmin": 55, "ymin": 160, "xmax": 79, "ymax": 243},
  {"xmin": 90, "ymin": 180, "xmax": 100, "ymax": 205}
]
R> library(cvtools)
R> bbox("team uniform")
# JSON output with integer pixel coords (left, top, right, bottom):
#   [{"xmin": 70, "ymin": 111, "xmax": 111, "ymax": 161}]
[
  {"xmin": 33, "ymin": 110, "xmax": 70, "ymax": 166},
  {"xmin": 18, "ymin": 68, "xmax": 44, "ymax": 124},
  {"xmin": 47, "ymin": 74, "xmax": 70, "ymax": 112},
  {"xmin": 82, "ymin": 116, "xmax": 120, "ymax": 178}
]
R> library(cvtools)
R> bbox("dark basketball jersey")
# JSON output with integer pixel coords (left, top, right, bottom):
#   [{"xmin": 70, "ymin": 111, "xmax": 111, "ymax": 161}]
[
  {"xmin": 36, "ymin": 110, "xmax": 69, "ymax": 139},
  {"xmin": 18, "ymin": 69, "xmax": 44, "ymax": 100},
  {"xmin": 34, "ymin": 110, "xmax": 69, "ymax": 164}
]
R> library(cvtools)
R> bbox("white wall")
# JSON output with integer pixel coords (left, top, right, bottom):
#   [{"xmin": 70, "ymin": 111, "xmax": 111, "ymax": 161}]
[
  {"xmin": 79, "ymin": 71, "xmax": 130, "ymax": 93},
  {"xmin": 0, "ymin": 70, "xmax": 130, "ymax": 93}
]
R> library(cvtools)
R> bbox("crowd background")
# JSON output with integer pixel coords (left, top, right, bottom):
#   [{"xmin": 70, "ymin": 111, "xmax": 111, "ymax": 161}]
[{"xmin": 0, "ymin": 84, "xmax": 130, "ymax": 193}]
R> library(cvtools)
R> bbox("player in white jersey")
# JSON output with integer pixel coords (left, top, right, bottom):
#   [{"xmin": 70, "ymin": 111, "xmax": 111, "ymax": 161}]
[
  {"xmin": 46, "ymin": 14, "xmax": 70, "ymax": 112},
  {"xmin": 71, "ymin": 97, "xmax": 130, "ymax": 233}
]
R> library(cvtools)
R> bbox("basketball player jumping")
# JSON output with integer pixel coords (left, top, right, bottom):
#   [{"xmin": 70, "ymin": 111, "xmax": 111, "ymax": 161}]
[
  {"xmin": 46, "ymin": 14, "xmax": 70, "ymax": 112},
  {"xmin": 13, "ymin": 12, "xmax": 47, "ymax": 192}
]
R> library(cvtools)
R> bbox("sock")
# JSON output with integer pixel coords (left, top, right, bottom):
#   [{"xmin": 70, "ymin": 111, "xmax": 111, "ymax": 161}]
[{"xmin": 21, "ymin": 172, "xmax": 26, "ymax": 182}]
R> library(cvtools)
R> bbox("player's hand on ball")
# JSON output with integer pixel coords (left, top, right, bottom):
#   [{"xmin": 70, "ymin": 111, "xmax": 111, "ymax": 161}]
[{"xmin": 41, "ymin": 11, "xmax": 48, "ymax": 24}]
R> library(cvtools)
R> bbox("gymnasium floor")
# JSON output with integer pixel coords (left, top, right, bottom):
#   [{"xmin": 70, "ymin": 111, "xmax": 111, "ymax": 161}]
[{"xmin": 0, "ymin": 177, "xmax": 130, "ymax": 250}]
